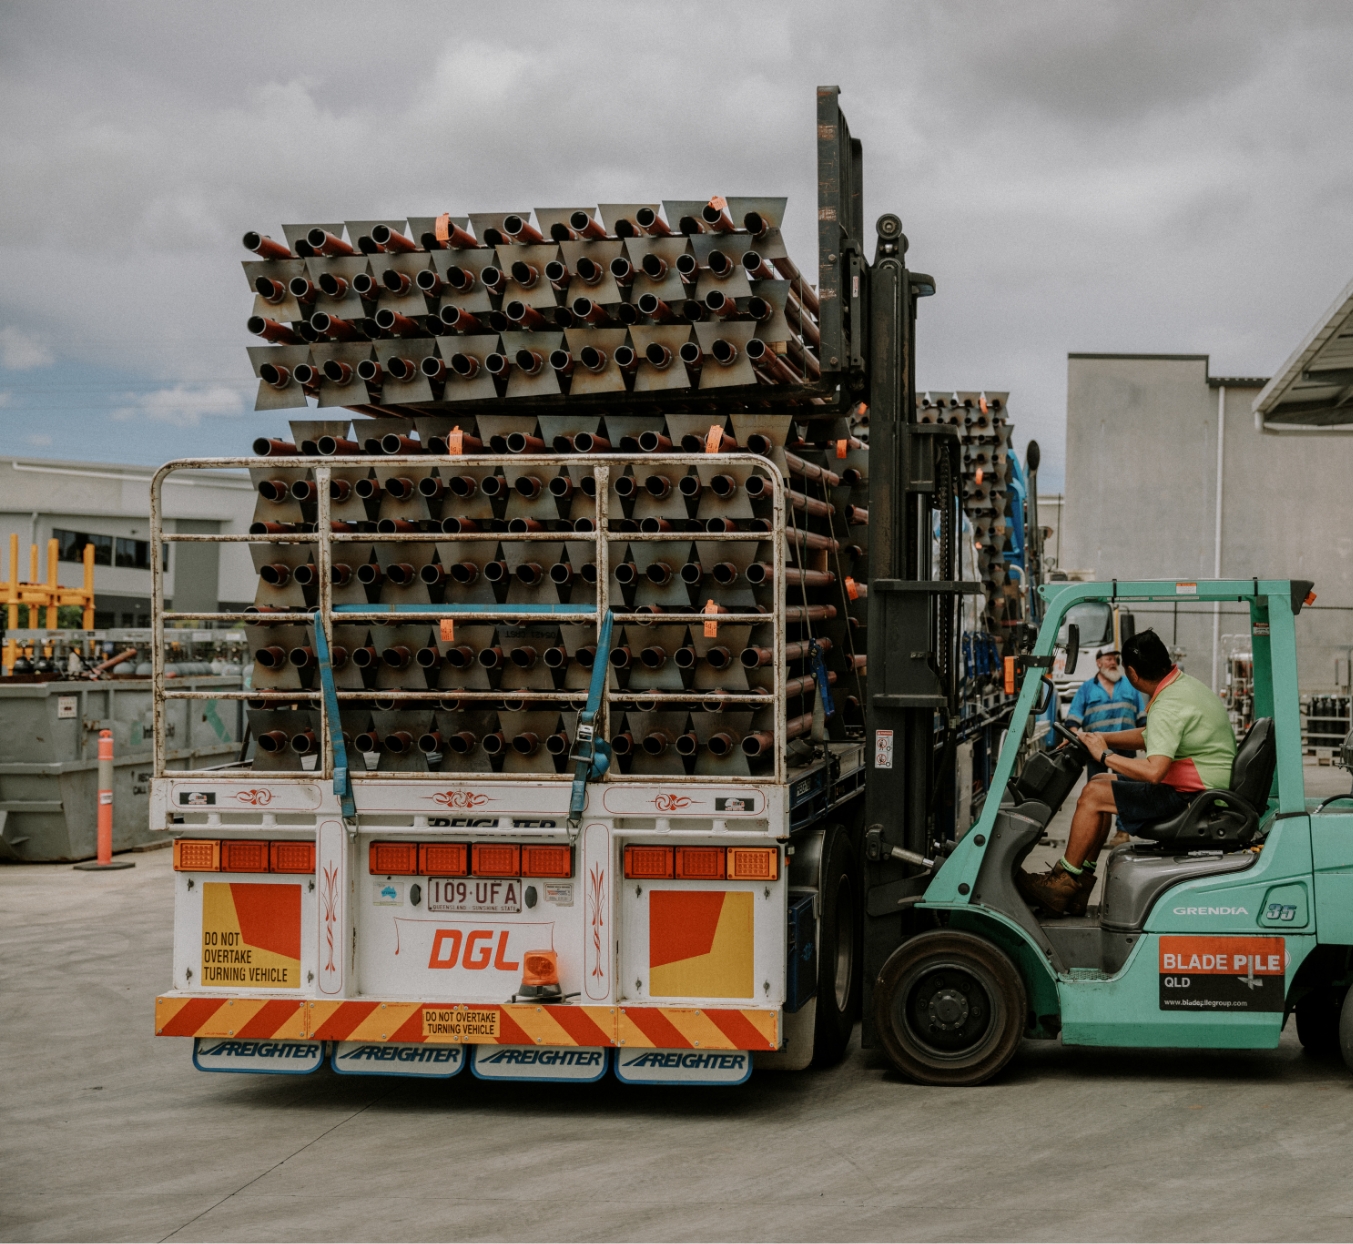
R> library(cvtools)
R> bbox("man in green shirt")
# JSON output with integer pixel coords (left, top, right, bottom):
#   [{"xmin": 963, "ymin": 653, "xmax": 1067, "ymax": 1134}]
[{"xmin": 1017, "ymin": 628, "xmax": 1237, "ymax": 917}]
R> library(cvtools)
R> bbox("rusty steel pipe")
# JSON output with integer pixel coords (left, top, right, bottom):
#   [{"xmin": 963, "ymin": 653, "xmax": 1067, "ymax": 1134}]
[
  {"xmin": 371, "ymin": 224, "xmax": 417, "ymax": 253},
  {"xmin": 784, "ymin": 670, "xmax": 839, "ymax": 698},
  {"xmin": 254, "ymin": 276, "xmax": 287, "ymax": 304},
  {"xmin": 503, "ymin": 214, "xmax": 543, "ymax": 244},
  {"xmin": 703, "ymin": 289, "xmax": 739, "ymax": 319},
  {"xmin": 247, "ymin": 315, "xmax": 300, "ymax": 344},
  {"xmin": 570, "ymin": 209, "xmax": 608, "ymax": 236},
  {"xmin": 504, "ymin": 300, "xmax": 547, "ymax": 331},
  {"xmin": 787, "ymin": 335, "xmax": 821, "ymax": 380},
  {"xmin": 574, "ymin": 255, "xmax": 605, "ymax": 283},
  {"xmin": 375, "ymin": 307, "xmax": 422, "ymax": 336},
  {"xmin": 745, "ymin": 337, "xmax": 801, "ymax": 384},
  {"xmin": 637, "ymin": 293, "xmax": 674, "ymax": 322},
  {"xmin": 784, "ymin": 451, "xmax": 840, "ymax": 487},
  {"xmin": 746, "ymin": 563, "xmax": 835, "ymax": 588},
  {"xmin": 710, "ymin": 338, "xmax": 739, "ymax": 366},
  {"xmin": 635, "ymin": 206, "xmax": 671, "ymax": 236},
  {"xmin": 701, "ymin": 201, "xmax": 735, "ymax": 233},
  {"xmin": 439, "ymin": 305, "xmax": 484, "ymax": 333},
  {"xmin": 309, "ymin": 311, "xmax": 364, "ymax": 342},
  {"xmin": 784, "ymin": 604, "xmax": 838, "ymax": 623},
  {"xmin": 306, "ymin": 228, "xmax": 355, "ymax": 257},
  {"xmin": 251, "ymin": 437, "xmax": 298, "ymax": 456},
  {"xmin": 244, "ymin": 231, "xmax": 293, "ymax": 260},
  {"xmin": 258, "ymin": 361, "xmax": 291, "ymax": 389}
]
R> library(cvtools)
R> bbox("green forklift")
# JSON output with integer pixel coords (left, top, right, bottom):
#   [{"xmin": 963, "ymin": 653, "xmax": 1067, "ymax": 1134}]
[{"xmin": 867, "ymin": 577, "xmax": 1353, "ymax": 1084}]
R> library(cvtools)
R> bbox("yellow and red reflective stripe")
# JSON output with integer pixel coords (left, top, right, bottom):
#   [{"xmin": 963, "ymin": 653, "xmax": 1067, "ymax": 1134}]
[
  {"xmin": 155, "ymin": 996, "xmax": 777, "ymax": 1049},
  {"xmin": 154, "ymin": 995, "xmax": 307, "ymax": 1039},
  {"xmin": 618, "ymin": 1006, "xmax": 778, "ymax": 1051}
]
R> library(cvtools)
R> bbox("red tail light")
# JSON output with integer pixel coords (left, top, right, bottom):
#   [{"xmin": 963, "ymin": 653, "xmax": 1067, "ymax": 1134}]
[
  {"xmin": 420, "ymin": 842, "xmax": 468, "ymax": 876},
  {"xmin": 473, "ymin": 843, "xmax": 520, "ymax": 877},
  {"xmin": 522, "ymin": 844, "xmax": 572, "ymax": 878},
  {"xmin": 675, "ymin": 846, "xmax": 725, "ymax": 880},
  {"xmin": 220, "ymin": 839, "xmax": 269, "ymax": 873},
  {"xmin": 624, "ymin": 845, "xmax": 674, "ymax": 879},
  {"xmin": 369, "ymin": 841, "xmax": 418, "ymax": 875},
  {"xmin": 270, "ymin": 841, "xmax": 316, "ymax": 874}
]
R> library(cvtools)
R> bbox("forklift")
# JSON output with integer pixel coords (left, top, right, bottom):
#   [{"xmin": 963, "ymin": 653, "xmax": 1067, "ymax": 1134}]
[{"xmin": 864, "ymin": 574, "xmax": 1353, "ymax": 1084}]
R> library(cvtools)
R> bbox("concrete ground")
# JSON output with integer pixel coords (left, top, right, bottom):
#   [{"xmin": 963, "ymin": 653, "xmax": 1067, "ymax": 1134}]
[{"xmin": 3, "ymin": 763, "xmax": 1353, "ymax": 1243}]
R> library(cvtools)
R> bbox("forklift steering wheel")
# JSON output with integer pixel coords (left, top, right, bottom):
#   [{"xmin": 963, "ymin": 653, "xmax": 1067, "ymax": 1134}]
[{"xmin": 1051, "ymin": 720, "xmax": 1094, "ymax": 764}]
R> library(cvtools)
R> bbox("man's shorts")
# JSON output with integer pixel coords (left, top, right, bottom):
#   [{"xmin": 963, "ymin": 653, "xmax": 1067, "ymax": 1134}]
[{"xmin": 1110, "ymin": 778, "xmax": 1191, "ymax": 836}]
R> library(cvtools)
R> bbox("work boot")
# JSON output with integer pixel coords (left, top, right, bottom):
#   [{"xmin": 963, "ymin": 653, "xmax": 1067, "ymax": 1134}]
[
  {"xmin": 1065, "ymin": 867, "xmax": 1098, "ymax": 918},
  {"xmin": 1016, "ymin": 861, "xmax": 1082, "ymax": 917}
]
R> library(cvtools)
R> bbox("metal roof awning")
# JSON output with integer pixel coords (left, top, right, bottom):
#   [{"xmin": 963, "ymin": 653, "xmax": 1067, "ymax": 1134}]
[{"xmin": 1253, "ymin": 276, "xmax": 1353, "ymax": 431}]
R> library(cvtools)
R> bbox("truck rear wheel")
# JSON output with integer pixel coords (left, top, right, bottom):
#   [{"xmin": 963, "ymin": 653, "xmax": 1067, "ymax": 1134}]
[
  {"xmin": 1296, "ymin": 987, "xmax": 1343, "ymax": 1055},
  {"xmin": 874, "ymin": 930, "xmax": 1025, "ymax": 1086},
  {"xmin": 811, "ymin": 823, "xmax": 861, "ymax": 1066},
  {"xmin": 1339, "ymin": 987, "xmax": 1353, "ymax": 1074}
]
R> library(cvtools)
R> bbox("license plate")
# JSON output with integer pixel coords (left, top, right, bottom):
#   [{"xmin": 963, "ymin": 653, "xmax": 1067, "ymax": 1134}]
[{"xmin": 427, "ymin": 877, "xmax": 522, "ymax": 913}]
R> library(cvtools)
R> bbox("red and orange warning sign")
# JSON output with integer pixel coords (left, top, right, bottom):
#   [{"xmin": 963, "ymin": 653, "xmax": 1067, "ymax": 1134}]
[
  {"xmin": 201, "ymin": 882, "xmax": 301, "ymax": 990},
  {"xmin": 649, "ymin": 890, "xmax": 754, "ymax": 999}
]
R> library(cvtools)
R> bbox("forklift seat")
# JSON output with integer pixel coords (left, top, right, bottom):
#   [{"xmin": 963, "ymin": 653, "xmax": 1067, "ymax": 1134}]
[{"xmin": 1132, "ymin": 717, "xmax": 1276, "ymax": 849}]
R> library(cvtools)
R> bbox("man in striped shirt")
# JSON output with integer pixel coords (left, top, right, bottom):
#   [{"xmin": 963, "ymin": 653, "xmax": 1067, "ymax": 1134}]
[{"xmin": 1065, "ymin": 648, "xmax": 1147, "ymax": 778}]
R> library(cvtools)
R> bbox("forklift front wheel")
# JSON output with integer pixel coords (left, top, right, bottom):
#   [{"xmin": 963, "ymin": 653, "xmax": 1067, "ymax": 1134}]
[{"xmin": 874, "ymin": 930, "xmax": 1026, "ymax": 1086}]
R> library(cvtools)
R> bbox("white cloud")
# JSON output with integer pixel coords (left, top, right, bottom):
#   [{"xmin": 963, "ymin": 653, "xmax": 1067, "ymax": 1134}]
[
  {"xmin": 24, "ymin": 432, "xmax": 52, "ymax": 446},
  {"xmin": 111, "ymin": 384, "xmax": 245, "ymax": 427},
  {"xmin": 0, "ymin": 1, "xmax": 1351, "ymax": 485},
  {"xmin": 0, "ymin": 327, "xmax": 54, "ymax": 370}
]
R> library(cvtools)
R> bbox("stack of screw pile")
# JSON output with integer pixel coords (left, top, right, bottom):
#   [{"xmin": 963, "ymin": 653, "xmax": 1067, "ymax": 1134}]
[
  {"xmin": 918, "ymin": 390, "xmax": 1017, "ymax": 663},
  {"xmin": 243, "ymin": 197, "xmax": 821, "ymax": 414},
  {"xmin": 237, "ymin": 195, "xmax": 860, "ymax": 776}
]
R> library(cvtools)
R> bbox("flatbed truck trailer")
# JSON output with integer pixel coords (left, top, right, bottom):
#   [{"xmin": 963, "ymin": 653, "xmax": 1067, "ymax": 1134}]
[{"xmin": 150, "ymin": 87, "xmax": 1036, "ymax": 1083}]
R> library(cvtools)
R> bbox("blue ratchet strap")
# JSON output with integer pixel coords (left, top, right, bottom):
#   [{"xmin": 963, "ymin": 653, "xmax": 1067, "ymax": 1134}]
[
  {"xmin": 312, "ymin": 620, "xmax": 356, "ymax": 821},
  {"xmin": 568, "ymin": 608, "xmax": 614, "ymax": 828},
  {"xmin": 810, "ymin": 637, "xmax": 836, "ymax": 718}
]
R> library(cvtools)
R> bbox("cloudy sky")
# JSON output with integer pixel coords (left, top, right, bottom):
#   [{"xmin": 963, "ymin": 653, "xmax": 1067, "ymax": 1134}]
[{"xmin": 2, "ymin": 1, "xmax": 1351, "ymax": 489}]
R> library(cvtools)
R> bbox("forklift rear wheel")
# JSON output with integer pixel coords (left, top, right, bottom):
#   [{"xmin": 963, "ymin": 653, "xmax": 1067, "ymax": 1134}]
[
  {"xmin": 1339, "ymin": 986, "xmax": 1353, "ymax": 1074},
  {"xmin": 1295, "ymin": 988, "xmax": 1344, "ymax": 1055},
  {"xmin": 874, "ymin": 930, "xmax": 1026, "ymax": 1086},
  {"xmin": 811, "ymin": 823, "xmax": 861, "ymax": 1066}
]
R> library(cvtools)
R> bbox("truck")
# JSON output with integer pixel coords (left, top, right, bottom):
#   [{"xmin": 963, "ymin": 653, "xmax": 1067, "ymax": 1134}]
[{"xmin": 150, "ymin": 87, "xmax": 1045, "ymax": 1084}]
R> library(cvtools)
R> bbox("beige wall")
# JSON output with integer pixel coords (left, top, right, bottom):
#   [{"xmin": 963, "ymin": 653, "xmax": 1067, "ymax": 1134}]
[{"xmin": 1062, "ymin": 355, "xmax": 1353, "ymax": 692}]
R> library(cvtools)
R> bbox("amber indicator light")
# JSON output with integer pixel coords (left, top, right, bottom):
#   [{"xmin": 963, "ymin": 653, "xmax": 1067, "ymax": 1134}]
[
  {"xmin": 173, "ymin": 839, "xmax": 220, "ymax": 872},
  {"xmin": 726, "ymin": 846, "xmax": 779, "ymax": 881},
  {"xmin": 522, "ymin": 949, "xmax": 560, "ymax": 987}
]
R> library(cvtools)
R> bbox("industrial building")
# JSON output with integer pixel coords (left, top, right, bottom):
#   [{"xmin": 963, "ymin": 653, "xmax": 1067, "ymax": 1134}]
[
  {"xmin": 1061, "ymin": 350, "xmax": 1352, "ymax": 696},
  {"xmin": 0, "ymin": 457, "xmax": 254, "ymax": 626}
]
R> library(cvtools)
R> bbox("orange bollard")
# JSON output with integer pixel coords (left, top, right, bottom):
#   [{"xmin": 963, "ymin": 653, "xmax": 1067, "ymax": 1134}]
[
  {"xmin": 97, "ymin": 729, "xmax": 113, "ymax": 863},
  {"xmin": 75, "ymin": 729, "xmax": 134, "ymax": 871}
]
